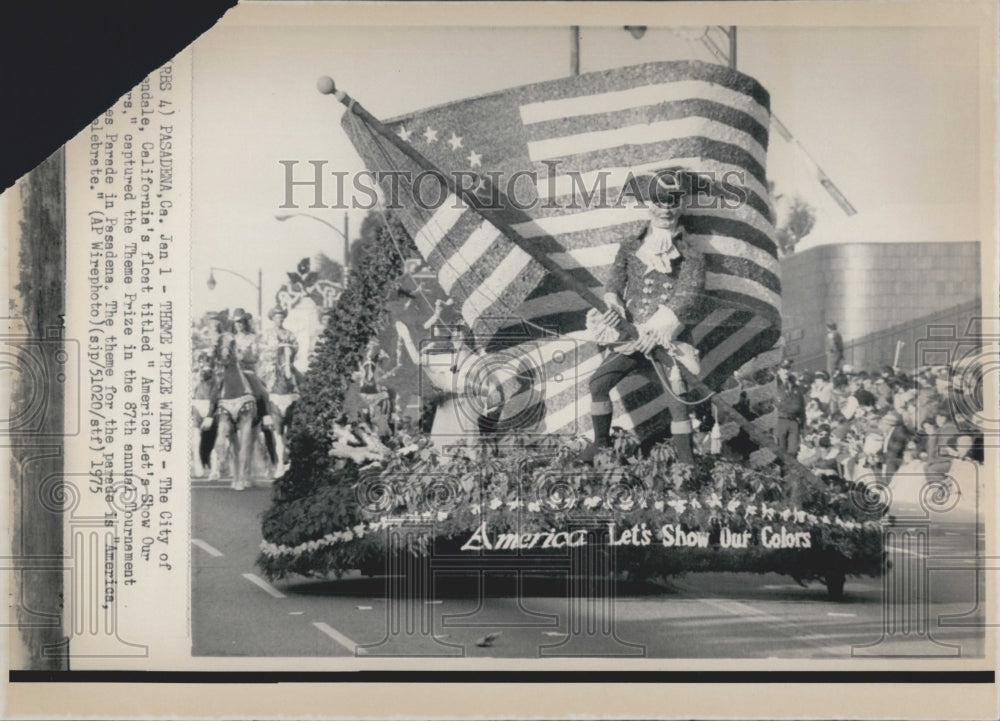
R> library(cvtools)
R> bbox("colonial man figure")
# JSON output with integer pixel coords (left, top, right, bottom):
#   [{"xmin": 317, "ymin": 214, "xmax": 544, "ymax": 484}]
[{"xmin": 581, "ymin": 170, "xmax": 707, "ymax": 464}]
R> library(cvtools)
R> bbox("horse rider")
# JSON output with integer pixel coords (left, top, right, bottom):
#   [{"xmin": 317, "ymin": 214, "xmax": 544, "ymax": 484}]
[
  {"xmin": 581, "ymin": 168, "xmax": 707, "ymax": 465},
  {"xmin": 231, "ymin": 307, "xmax": 274, "ymax": 429},
  {"xmin": 198, "ymin": 312, "xmax": 228, "ymax": 432},
  {"xmin": 265, "ymin": 306, "xmax": 304, "ymax": 390}
]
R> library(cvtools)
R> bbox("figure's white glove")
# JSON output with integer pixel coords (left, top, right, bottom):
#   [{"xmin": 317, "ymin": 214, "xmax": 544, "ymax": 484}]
[
  {"xmin": 200, "ymin": 417, "xmax": 214, "ymax": 432},
  {"xmin": 585, "ymin": 309, "xmax": 622, "ymax": 344},
  {"xmin": 616, "ymin": 306, "xmax": 681, "ymax": 355},
  {"xmin": 584, "ymin": 293, "xmax": 627, "ymax": 344},
  {"xmin": 639, "ymin": 306, "xmax": 682, "ymax": 344}
]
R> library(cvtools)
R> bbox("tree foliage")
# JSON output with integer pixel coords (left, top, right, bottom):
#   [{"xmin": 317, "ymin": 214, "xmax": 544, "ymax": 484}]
[
  {"xmin": 265, "ymin": 211, "xmax": 415, "ymax": 508},
  {"xmin": 769, "ymin": 182, "xmax": 817, "ymax": 255},
  {"xmin": 312, "ymin": 252, "xmax": 344, "ymax": 286},
  {"xmin": 777, "ymin": 197, "xmax": 817, "ymax": 255}
]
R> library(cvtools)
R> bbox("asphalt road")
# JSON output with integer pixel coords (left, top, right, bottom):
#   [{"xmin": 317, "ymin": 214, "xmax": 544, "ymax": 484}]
[{"xmin": 191, "ymin": 481, "xmax": 986, "ymax": 659}]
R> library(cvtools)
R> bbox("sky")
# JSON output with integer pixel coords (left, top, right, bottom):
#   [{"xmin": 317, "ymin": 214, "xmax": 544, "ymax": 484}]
[{"xmin": 189, "ymin": 23, "xmax": 980, "ymax": 317}]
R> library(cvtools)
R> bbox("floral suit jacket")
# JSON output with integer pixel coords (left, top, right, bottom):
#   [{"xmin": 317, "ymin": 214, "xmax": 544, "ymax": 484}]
[{"xmin": 605, "ymin": 224, "xmax": 708, "ymax": 333}]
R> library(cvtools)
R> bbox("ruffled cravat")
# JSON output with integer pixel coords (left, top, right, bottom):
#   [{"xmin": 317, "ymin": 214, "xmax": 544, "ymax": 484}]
[{"xmin": 636, "ymin": 226, "xmax": 681, "ymax": 274}]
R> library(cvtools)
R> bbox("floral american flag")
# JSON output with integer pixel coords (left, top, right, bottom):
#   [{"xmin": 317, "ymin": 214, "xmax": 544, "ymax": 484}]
[{"xmin": 342, "ymin": 60, "xmax": 781, "ymax": 442}]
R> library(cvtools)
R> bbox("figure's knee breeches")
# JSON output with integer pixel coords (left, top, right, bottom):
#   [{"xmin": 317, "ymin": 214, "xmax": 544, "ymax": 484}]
[
  {"xmin": 589, "ymin": 353, "xmax": 637, "ymax": 402},
  {"xmin": 589, "ymin": 368, "xmax": 618, "ymax": 402}
]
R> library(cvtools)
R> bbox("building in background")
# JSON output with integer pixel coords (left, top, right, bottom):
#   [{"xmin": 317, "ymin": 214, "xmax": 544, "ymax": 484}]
[{"xmin": 780, "ymin": 240, "xmax": 981, "ymax": 372}]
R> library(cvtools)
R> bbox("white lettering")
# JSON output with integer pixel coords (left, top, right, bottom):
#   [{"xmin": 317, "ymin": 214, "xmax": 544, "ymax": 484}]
[{"xmin": 460, "ymin": 523, "xmax": 490, "ymax": 551}]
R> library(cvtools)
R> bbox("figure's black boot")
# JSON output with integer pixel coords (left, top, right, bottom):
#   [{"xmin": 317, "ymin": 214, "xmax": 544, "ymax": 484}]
[{"xmin": 578, "ymin": 413, "xmax": 612, "ymax": 464}]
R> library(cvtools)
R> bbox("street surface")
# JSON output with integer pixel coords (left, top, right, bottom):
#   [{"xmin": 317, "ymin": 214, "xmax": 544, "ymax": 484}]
[{"xmin": 191, "ymin": 481, "xmax": 985, "ymax": 659}]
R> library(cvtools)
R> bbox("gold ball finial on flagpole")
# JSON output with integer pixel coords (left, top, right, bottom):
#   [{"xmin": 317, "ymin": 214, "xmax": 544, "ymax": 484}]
[{"xmin": 316, "ymin": 76, "xmax": 336, "ymax": 95}]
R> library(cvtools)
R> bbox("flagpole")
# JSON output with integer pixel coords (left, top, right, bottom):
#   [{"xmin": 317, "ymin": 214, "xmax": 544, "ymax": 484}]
[
  {"xmin": 319, "ymin": 76, "xmax": 819, "ymax": 495},
  {"xmin": 317, "ymin": 76, "xmax": 607, "ymax": 314}
]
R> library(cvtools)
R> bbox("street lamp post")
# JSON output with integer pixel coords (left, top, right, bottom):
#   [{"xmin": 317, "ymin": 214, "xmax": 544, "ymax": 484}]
[
  {"xmin": 207, "ymin": 266, "xmax": 262, "ymax": 320},
  {"xmin": 274, "ymin": 212, "xmax": 350, "ymax": 269}
]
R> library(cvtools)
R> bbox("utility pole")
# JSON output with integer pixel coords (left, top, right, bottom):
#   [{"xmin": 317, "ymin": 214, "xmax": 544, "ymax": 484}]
[
  {"xmin": 570, "ymin": 26, "xmax": 580, "ymax": 75},
  {"xmin": 344, "ymin": 213, "xmax": 350, "ymax": 267}
]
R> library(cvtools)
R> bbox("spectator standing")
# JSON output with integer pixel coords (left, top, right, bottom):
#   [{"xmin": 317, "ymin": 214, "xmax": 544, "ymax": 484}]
[
  {"xmin": 774, "ymin": 359, "xmax": 806, "ymax": 455},
  {"xmin": 825, "ymin": 322, "xmax": 844, "ymax": 377}
]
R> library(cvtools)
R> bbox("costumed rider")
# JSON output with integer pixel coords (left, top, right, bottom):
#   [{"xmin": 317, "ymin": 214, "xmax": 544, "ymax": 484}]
[
  {"xmin": 266, "ymin": 306, "xmax": 304, "ymax": 389},
  {"xmin": 198, "ymin": 312, "xmax": 227, "ymax": 433},
  {"xmin": 581, "ymin": 168, "xmax": 706, "ymax": 464},
  {"xmin": 232, "ymin": 307, "xmax": 274, "ymax": 429}
]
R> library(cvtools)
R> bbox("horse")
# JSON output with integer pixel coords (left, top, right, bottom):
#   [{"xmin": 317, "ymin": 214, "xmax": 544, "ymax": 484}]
[
  {"xmin": 202, "ymin": 333, "xmax": 277, "ymax": 490},
  {"xmin": 266, "ymin": 340, "xmax": 304, "ymax": 477},
  {"xmin": 191, "ymin": 358, "xmax": 231, "ymax": 480}
]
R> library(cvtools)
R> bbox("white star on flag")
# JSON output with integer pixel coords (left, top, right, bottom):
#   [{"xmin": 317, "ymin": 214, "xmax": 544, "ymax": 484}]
[
  {"xmin": 448, "ymin": 132, "xmax": 463, "ymax": 150},
  {"xmin": 466, "ymin": 150, "xmax": 481, "ymax": 167},
  {"xmin": 397, "ymin": 126, "xmax": 412, "ymax": 142},
  {"xmin": 423, "ymin": 127, "xmax": 438, "ymax": 144}
]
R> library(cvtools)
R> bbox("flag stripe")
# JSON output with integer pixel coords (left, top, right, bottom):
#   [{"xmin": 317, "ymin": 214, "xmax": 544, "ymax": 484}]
[
  {"xmin": 527, "ymin": 116, "xmax": 768, "ymax": 171},
  {"xmin": 525, "ymin": 97, "xmax": 769, "ymax": 150},
  {"xmin": 412, "ymin": 196, "xmax": 467, "ymax": 260},
  {"xmin": 517, "ymin": 271, "xmax": 779, "ymax": 323},
  {"xmin": 688, "ymin": 234, "xmax": 779, "ymax": 277},
  {"xmin": 438, "ymin": 219, "xmax": 504, "ymax": 294},
  {"xmin": 548, "ymin": 243, "xmax": 622, "ymax": 271},
  {"xmin": 519, "ymin": 69, "xmax": 770, "ymax": 125},
  {"xmin": 546, "ymin": 242, "xmax": 780, "ymax": 291},
  {"xmin": 516, "ymin": 205, "xmax": 778, "ymax": 260},
  {"xmin": 691, "ymin": 310, "xmax": 756, "ymax": 357},
  {"xmin": 516, "ymin": 212, "xmax": 778, "ymax": 265},
  {"xmin": 517, "ymin": 288, "xmax": 596, "ymax": 321},
  {"xmin": 460, "ymin": 245, "xmax": 535, "ymax": 328},
  {"xmin": 690, "ymin": 308, "xmax": 739, "ymax": 347},
  {"xmin": 708, "ymin": 288, "xmax": 782, "ymax": 324},
  {"xmin": 705, "ymin": 255, "xmax": 781, "ymax": 296},
  {"xmin": 534, "ymin": 162, "xmax": 775, "ymax": 225},
  {"xmin": 534, "ymin": 136, "xmax": 769, "ymax": 191},
  {"xmin": 699, "ymin": 318, "xmax": 775, "ymax": 378},
  {"xmin": 703, "ymin": 328, "xmax": 781, "ymax": 390},
  {"xmin": 512, "ymin": 208, "xmax": 646, "ymax": 238}
]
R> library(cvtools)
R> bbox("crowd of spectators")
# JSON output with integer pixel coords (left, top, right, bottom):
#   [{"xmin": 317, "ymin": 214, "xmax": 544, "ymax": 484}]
[{"xmin": 784, "ymin": 362, "xmax": 983, "ymax": 482}]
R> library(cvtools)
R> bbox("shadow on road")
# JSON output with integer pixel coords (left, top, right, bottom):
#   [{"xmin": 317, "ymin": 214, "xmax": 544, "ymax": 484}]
[{"xmin": 282, "ymin": 572, "xmax": 678, "ymax": 599}]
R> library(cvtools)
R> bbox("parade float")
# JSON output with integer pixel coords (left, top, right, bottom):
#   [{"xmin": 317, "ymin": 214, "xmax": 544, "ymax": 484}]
[{"xmin": 257, "ymin": 61, "xmax": 884, "ymax": 598}]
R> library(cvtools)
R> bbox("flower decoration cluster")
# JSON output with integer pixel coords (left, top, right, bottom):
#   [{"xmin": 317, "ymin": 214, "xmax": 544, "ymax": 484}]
[{"xmin": 258, "ymin": 434, "xmax": 882, "ymax": 569}]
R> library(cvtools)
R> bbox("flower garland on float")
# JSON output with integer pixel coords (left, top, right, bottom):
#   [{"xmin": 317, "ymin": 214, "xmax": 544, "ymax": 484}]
[{"xmin": 257, "ymin": 427, "xmax": 884, "ymax": 580}]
